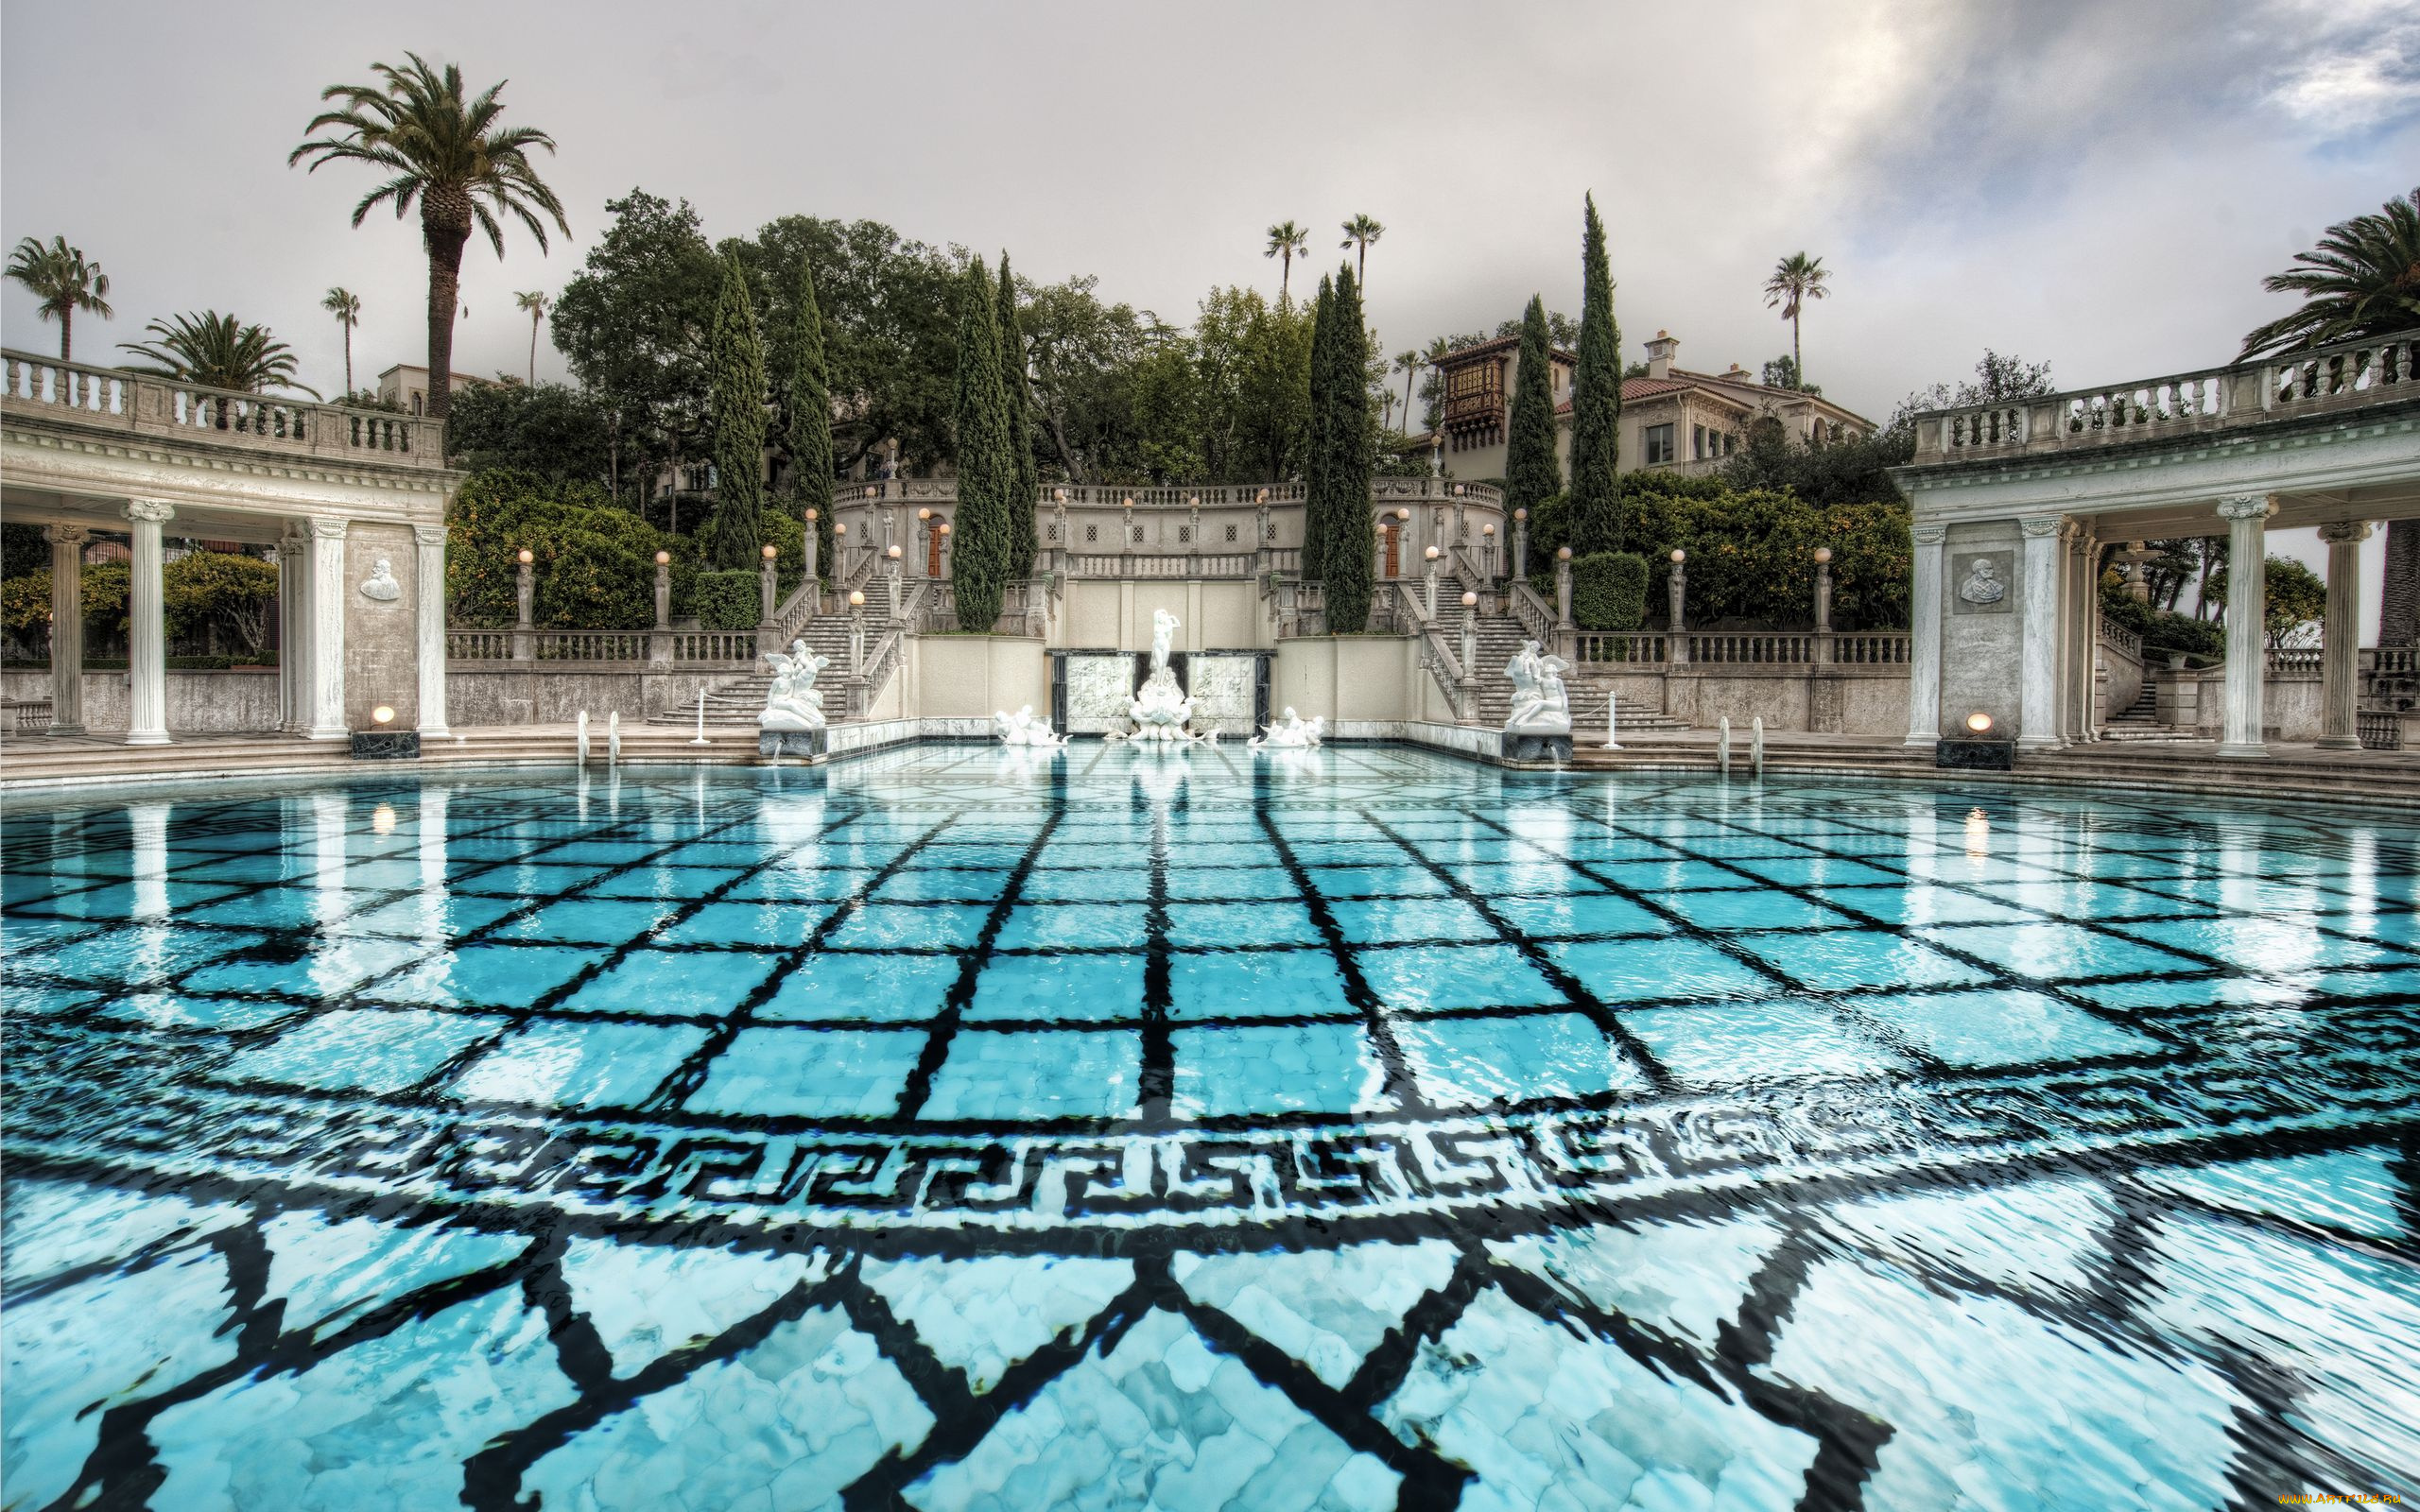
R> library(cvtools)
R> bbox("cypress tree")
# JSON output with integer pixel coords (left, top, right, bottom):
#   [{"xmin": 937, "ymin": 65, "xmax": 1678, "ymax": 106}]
[
  {"xmin": 1321, "ymin": 264, "xmax": 1375, "ymax": 633},
  {"xmin": 1568, "ymin": 194, "xmax": 1624, "ymax": 556},
  {"xmin": 1504, "ymin": 294, "xmax": 1563, "ymax": 517},
  {"xmin": 951, "ymin": 257, "xmax": 1013, "ymax": 632},
  {"xmin": 786, "ymin": 258, "xmax": 836, "ymax": 580},
  {"xmin": 1300, "ymin": 273, "xmax": 1337, "ymax": 583},
  {"xmin": 996, "ymin": 254, "xmax": 1039, "ymax": 580},
  {"xmin": 705, "ymin": 249, "xmax": 769, "ymax": 568}
]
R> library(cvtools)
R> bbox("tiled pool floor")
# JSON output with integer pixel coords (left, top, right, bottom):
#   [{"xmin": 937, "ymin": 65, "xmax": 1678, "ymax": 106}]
[{"xmin": 4, "ymin": 743, "xmax": 2416, "ymax": 1508}]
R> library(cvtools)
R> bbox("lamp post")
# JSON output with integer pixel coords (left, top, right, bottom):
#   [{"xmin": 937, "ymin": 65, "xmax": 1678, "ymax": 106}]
[
  {"xmin": 1393, "ymin": 507, "xmax": 1411, "ymax": 579},
  {"xmin": 1512, "ymin": 507, "xmax": 1529, "ymax": 582},
  {"xmin": 1459, "ymin": 589, "xmax": 1479, "ymax": 715},
  {"xmin": 887, "ymin": 543, "xmax": 903, "ymax": 584},
  {"xmin": 1452, "ymin": 483, "xmax": 1468, "ymax": 548},
  {"xmin": 1424, "ymin": 544, "xmax": 1441, "ymax": 618},
  {"xmin": 937, "ymin": 520, "xmax": 951, "ymax": 581},
  {"xmin": 1254, "ymin": 488, "xmax": 1271, "ymax": 573},
  {"xmin": 1481, "ymin": 521, "xmax": 1497, "ymax": 582},
  {"xmin": 1052, "ymin": 489, "xmax": 1068, "ymax": 573},
  {"xmin": 833, "ymin": 520, "xmax": 848, "ymax": 580},
  {"xmin": 1813, "ymin": 545, "xmax": 1835, "ymax": 659},
  {"xmin": 1188, "ymin": 494, "xmax": 1202, "ymax": 563},
  {"xmin": 916, "ymin": 507, "xmax": 932, "ymax": 579},
  {"xmin": 847, "ymin": 589, "xmax": 866, "ymax": 674},
  {"xmin": 1554, "ymin": 546, "xmax": 1574, "ymax": 631},
  {"xmin": 758, "ymin": 543, "xmax": 780, "ymax": 652},
  {"xmin": 652, "ymin": 549, "xmax": 671, "ymax": 630},
  {"xmin": 1122, "ymin": 497, "xmax": 1135, "ymax": 563},
  {"xmin": 513, "ymin": 548, "xmax": 534, "ymax": 662},
  {"xmin": 1668, "ymin": 549, "xmax": 1688, "ymax": 666},
  {"xmin": 803, "ymin": 507, "xmax": 820, "ymax": 585}
]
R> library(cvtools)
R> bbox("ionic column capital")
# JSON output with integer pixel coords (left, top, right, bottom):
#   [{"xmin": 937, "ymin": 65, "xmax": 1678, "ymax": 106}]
[
  {"xmin": 413, "ymin": 524, "xmax": 449, "ymax": 546},
  {"xmin": 2216, "ymin": 493, "xmax": 2276, "ymax": 522},
  {"xmin": 2316, "ymin": 520, "xmax": 2375, "ymax": 545},
  {"xmin": 310, "ymin": 517, "xmax": 351, "ymax": 540},
  {"xmin": 123, "ymin": 499, "xmax": 177, "ymax": 524},
  {"xmin": 1912, "ymin": 523, "xmax": 1949, "ymax": 545},
  {"xmin": 2018, "ymin": 515, "xmax": 2064, "ymax": 539},
  {"xmin": 43, "ymin": 523, "xmax": 91, "ymax": 546},
  {"xmin": 278, "ymin": 537, "xmax": 307, "ymax": 559}
]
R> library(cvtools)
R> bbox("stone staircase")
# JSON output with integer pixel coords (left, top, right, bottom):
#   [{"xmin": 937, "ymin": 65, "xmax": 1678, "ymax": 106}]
[
  {"xmin": 1451, "ymin": 605, "xmax": 1687, "ymax": 733},
  {"xmin": 645, "ymin": 579, "xmax": 895, "ymax": 728},
  {"xmin": 2099, "ymin": 680, "xmax": 2195, "ymax": 742}
]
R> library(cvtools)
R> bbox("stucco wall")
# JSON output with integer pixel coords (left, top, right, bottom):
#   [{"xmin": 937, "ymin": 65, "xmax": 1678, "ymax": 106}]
[
  {"xmin": 1939, "ymin": 520, "xmax": 2026, "ymax": 741},
  {"xmin": 908, "ymin": 636, "xmax": 1049, "ymax": 720},
  {"xmin": 3, "ymin": 668, "xmax": 282, "ymax": 733},
  {"xmin": 1056, "ymin": 579, "xmax": 1264, "ymax": 652}
]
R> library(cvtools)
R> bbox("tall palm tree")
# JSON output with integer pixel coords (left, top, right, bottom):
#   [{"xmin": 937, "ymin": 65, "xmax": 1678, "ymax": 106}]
[
  {"xmin": 514, "ymin": 288, "xmax": 547, "ymax": 384},
  {"xmin": 290, "ymin": 53, "xmax": 567, "ymax": 421},
  {"xmin": 1340, "ymin": 214, "xmax": 1385, "ymax": 286},
  {"xmin": 1761, "ymin": 251, "xmax": 1829, "ymax": 387},
  {"xmin": 2239, "ymin": 188, "xmax": 2420, "ymax": 644},
  {"xmin": 5, "ymin": 236, "xmax": 112, "ymax": 360},
  {"xmin": 320, "ymin": 286, "xmax": 361, "ymax": 398},
  {"xmin": 1417, "ymin": 335, "xmax": 1453, "ymax": 431},
  {"xmin": 120, "ymin": 312, "xmax": 319, "ymax": 397},
  {"xmin": 1264, "ymin": 221, "xmax": 1309, "ymax": 301},
  {"xmin": 2237, "ymin": 188, "xmax": 2420, "ymax": 358},
  {"xmin": 1392, "ymin": 348, "xmax": 1421, "ymax": 434}
]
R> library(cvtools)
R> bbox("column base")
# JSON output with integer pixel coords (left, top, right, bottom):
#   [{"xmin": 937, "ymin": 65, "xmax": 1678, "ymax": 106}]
[
  {"xmin": 2315, "ymin": 735, "xmax": 2360, "ymax": 751},
  {"xmin": 304, "ymin": 726, "xmax": 351, "ymax": 742},
  {"xmin": 46, "ymin": 723, "xmax": 85, "ymax": 738},
  {"xmin": 418, "ymin": 724, "xmax": 453, "ymax": 740},
  {"xmin": 1902, "ymin": 733, "xmax": 1939, "ymax": 748},
  {"xmin": 125, "ymin": 730, "xmax": 170, "ymax": 747},
  {"xmin": 2215, "ymin": 741, "xmax": 2269, "ymax": 760},
  {"xmin": 2015, "ymin": 736, "xmax": 2063, "ymax": 752}
]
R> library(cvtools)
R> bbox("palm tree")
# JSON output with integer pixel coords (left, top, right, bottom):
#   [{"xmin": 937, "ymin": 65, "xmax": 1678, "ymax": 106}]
[
  {"xmin": 5, "ymin": 236, "xmax": 112, "ymax": 360},
  {"xmin": 120, "ymin": 312, "xmax": 319, "ymax": 398},
  {"xmin": 2238, "ymin": 188, "xmax": 2420, "ymax": 358},
  {"xmin": 1392, "ymin": 349, "xmax": 1421, "ymax": 434},
  {"xmin": 320, "ymin": 286, "xmax": 362, "ymax": 398},
  {"xmin": 2239, "ymin": 189, "xmax": 2420, "ymax": 644},
  {"xmin": 290, "ymin": 53, "xmax": 567, "ymax": 421},
  {"xmin": 1340, "ymin": 214, "xmax": 1385, "ymax": 286},
  {"xmin": 1264, "ymin": 221, "xmax": 1309, "ymax": 301},
  {"xmin": 1761, "ymin": 251, "xmax": 1830, "ymax": 387},
  {"xmin": 514, "ymin": 289, "xmax": 547, "ymax": 384}
]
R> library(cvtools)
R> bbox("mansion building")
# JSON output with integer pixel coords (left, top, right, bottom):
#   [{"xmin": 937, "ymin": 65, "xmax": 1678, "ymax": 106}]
[{"xmin": 1427, "ymin": 330, "xmax": 1876, "ymax": 483}]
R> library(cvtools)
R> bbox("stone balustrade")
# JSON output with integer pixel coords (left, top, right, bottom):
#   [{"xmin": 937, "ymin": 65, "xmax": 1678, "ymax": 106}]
[
  {"xmin": 1, "ymin": 348, "xmax": 448, "ymax": 471},
  {"xmin": 1910, "ymin": 328, "xmax": 2418, "ymax": 463},
  {"xmin": 1572, "ymin": 629, "xmax": 1910, "ymax": 667}
]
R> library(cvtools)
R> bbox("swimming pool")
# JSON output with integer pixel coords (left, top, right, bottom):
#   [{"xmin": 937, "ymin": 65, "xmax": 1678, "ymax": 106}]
[{"xmin": 5, "ymin": 742, "xmax": 2416, "ymax": 1509}]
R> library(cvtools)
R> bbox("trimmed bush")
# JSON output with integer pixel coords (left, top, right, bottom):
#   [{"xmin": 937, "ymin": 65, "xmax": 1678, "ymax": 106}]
[
  {"xmin": 691, "ymin": 570, "xmax": 761, "ymax": 631},
  {"xmin": 1570, "ymin": 552, "xmax": 1649, "ymax": 631},
  {"xmin": 447, "ymin": 469, "xmax": 687, "ymax": 630},
  {"xmin": 536, "ymin": 530, "xmax": 654, "ymax": 630}
]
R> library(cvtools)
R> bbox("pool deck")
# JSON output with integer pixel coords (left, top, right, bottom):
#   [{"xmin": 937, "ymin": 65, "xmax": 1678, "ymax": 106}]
[{"xmin": 5, "ymin": 722, "xmax": 2420, "ymax": 807}]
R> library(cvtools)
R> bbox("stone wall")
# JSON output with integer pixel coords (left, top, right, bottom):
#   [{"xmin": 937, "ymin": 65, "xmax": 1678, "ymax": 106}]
[
  {"xmin": 907, "ymin": 636, "xmax": 1049, "ymax": 722},
  {"xmin": 342, "ymin": 522, "xmax": 423, "ymax": 729},
  {"xmin": 3, "ymin": 669, "xmax": 282, "ymax": 732},
  {"xmin": 444, "ymin": 667, "xmax": 729, "ymax": 727},
  {"xmin": 1056, "ymin": 579, "xmax": 1264, "ymax": 652},
  {"xmin": 1939, "ymin": 520, "xmax": 2026, "ymax": 740}
]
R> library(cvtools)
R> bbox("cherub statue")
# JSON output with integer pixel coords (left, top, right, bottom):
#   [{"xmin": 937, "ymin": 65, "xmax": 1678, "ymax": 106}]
[
  {"xmin": 759, "ymin": 638, "xmax": 829, "ymax": 731},
  {"xmin": 1250, "ymin": 706, "xmax": 1325, "ymax": 748},
  {"xmin": 994, "ymin": 704, "xmax": 1066, "ymax": 747},
  {"xmin": 1504, "ymin": 640, "xmax": 1573, "ymax": 733}
]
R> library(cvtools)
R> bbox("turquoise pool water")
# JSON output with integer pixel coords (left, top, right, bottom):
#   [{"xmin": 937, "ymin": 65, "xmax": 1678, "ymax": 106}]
[{"xmin": 4, "ymin": 742, "xmax": 2416, "ymax": 1509}]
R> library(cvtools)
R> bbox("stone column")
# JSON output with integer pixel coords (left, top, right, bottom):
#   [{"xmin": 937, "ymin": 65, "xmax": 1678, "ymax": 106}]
[
  {"xmin": 1905, "ymin": 523, "xmax": 1946, "ymax": 746},
  {"xmin": 306, "ymin": 517, "xmax": 350, "ymax": 741},
  {"xmin": 2076, "ymin": 532, "xmax": 2101, "ymax": 740},
  {"xmin": 414, "ymin": 524, "xmax": 450, "ymax": 738},
  {"xmin": 2060, "ymin": 524, "xmax": 2092, "ymax": 743},
  {"xmin": 1554, "ymin": 549, "xmax": 1574, "ymax": 629},
  {"xmin": 43, "ymin": 524, "xmax": 89, "ymax": 735},
  {"xmin": 802, "ymin": 510, "xmax": 820, "ymax": 584},
  {"xmin": 1512, "ymin": 512, "xmax": 1529, "ymax": 581},
  {"xmin": 2017, "ymin": 515, "xmax": 2064, "ymax": 751},
  {"xmin": 282, "ymin": 530, "xmax": 313, "ymax": 733},
  {"xmin": 512, "ymin": 554, "xmax": 535, "ymax": 662},
  {"xmin": 123, "ymin": 500, "xmax": 175, "ymax": 747},
  {"xmin": 2317, "ymin": 520, "xmax": 2372, "ymax": 751},
  {"xmin": 2217, "ymin": 493, "xmax": 2274, "ymax": 758}
]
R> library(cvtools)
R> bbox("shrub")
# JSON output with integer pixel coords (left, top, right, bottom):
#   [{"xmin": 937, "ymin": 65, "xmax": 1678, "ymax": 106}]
[
  {"xmin": 1569, "ymin": 552, "xmax": 1648, "ymax": 631},
  {"xmin": 2143, "ymin": 612, "xmax": 2224, "ymax": 661},
  {"xmin": 691, "ymin": 570, "xmax": 761, "ymax": 631},
  {"xmin": 163, "ymin": 550, "xmax": 278, "ymax": 657},
  {"xmin": 536, "ymin": 529, "xmax": 654, "ymax": 630},
  {"xmin": 447, "ymin": 469, "xmax": 684, "ymax": 630}
]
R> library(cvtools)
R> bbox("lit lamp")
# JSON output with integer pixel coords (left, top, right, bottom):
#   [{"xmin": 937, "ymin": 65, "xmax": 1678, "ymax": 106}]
[
  {"xmin": 352, "ymin": 698, "xmax": 415, "ymax": 760},
  {"xmin": 848, "ymin": 589, "xmax": 865, "ymax": 608},
  {"xmin": 1554, "ymin": 546, "xmax": 1575, "ymax": 630},
  {"xmin": 652, "ymin": 549, "xmax": 672, "ymax": 631},
  {"xmin": 654, "ymin": 549, "xmax": 671, "ymax": 564},
  {"xmin": 1558, "ymin": 546, "xmax": 1573, "ymax": 560},
  {"xmin": 762, "ymin": 543, "xmax": 778, "ymax": 559},
  {"xmin": 372, "ymin": 705, "xmax": 394, "ymax": 725},
  {"xmin": 1943, "ymin": 708, "xmax": 2014, "ymax": 771},
  {"xmin": 804, "ymin": 508, "xmax": 818, "ymax": 524},
  {"xmin": 1966, "ymin": 712, "xmax": 1995, "ymax": 733},
  {"xmin": 1395, "ymin": 507, "xmax": 1411, "ymax": 522},
  {"xmin": 1812, "ymin": 545, "xmax": 1835, "ymax": 635}
]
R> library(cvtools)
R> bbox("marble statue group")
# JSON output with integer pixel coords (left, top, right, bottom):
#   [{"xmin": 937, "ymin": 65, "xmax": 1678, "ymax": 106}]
[
  {"xmin": 1504, "ymin": 640, "xmax": 1573, "ymax": 733},
  {"xmin": 758, "ymin": 640, "xmax": 829, "ymax": 731}
]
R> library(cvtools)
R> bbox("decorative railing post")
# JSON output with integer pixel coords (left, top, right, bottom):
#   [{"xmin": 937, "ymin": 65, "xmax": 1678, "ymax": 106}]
[
  {"xmin": 757, "ymin": 544, "xmax": 781, "ymax": 654},
  {"xmin": 1460, "ymin": 590, "xmax": 1479, "ymax": 715},
  {"xmin": 1666, "ymin": 549, "xmax": 1689, "ymax": 667},
  {"xmin": 1188, "ymin": 495, "xmax": 1202, "ymax": 568},
  {"xmin": 803, "ymin": 507, "xmax": 820, "ymax": 585},
  {"xmin": 1254, "ymin": 490, "xmax": 1271, "ymax": 574},
  {"xmin": 1481, "ymin": 522, "xmax": 1498, "ymax": 582},
  {"xmin": 1423, "ymin": 546, "xmax": 1441, "ymax": 619},
  {"xmin": 513, "ymin": 549, "xmax": 535, "ymax": 662},
  {"xmin": 1512, "ymin": 507, "xmax": 1529, "ymax": 582},
  {"xmin": 1813, "ymin": 545, "xmax": 1835, "ymax": 664},
  {"xmin": 848, "ymin": 590, "xmax": 867, "ymax": 676}
]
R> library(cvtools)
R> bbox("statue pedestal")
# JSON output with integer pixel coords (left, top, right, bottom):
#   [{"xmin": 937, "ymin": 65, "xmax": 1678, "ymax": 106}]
[
  {"xmin": 759, "ymin": 730, "xmax": 829, "ymax": 761},
  {"xmin": 1502, "ymin": 730, "xmax": 1573, "ymax": 764}
]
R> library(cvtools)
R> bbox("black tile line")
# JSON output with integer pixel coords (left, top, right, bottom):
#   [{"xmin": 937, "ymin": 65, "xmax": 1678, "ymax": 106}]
[
  {"xmin": 1522, "ymin": 792, "xmax": 2203, "ymax": 1063},
  {"xmin": 1334, "ymin": 1242, "xmax": 1494, "ymax": 1411},
  {"xmin": 394, "ymin": 799, "xmax": 887, "ymax": 1099},
  {"xmin": 889, "ymin": 814, "xmax": 1064, "ymax": 1123},
  {"xmin": 644, "ymin": 809, "xmax": 974, "ymax": 1117},
  {"xmin": 460, "ymin": 1266, "xmax": 859, "ymax": 1512},
  {"xmin": 1137, "ymin": 760, "xmax": 1178, "ymax": 1120},
  {"xmin": 1253, "ymin": 782, "xmax": 1427, "ymax": 1113}
]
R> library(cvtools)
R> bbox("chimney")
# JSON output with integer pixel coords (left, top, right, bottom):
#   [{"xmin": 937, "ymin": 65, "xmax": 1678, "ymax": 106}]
[
  {"xmin": 1724, "ymin": 363, "xmax": 1752, "ymax": 384},
  {"xmin": 1644, "ymin": 330, "xmax": 1678, "ymax": 380}
]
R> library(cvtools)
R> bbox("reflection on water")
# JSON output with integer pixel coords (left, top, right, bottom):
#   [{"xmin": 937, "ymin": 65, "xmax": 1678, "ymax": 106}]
[{"xmin": 4, "ymin": 746, "xmax": 2416, "ymax": 1508}]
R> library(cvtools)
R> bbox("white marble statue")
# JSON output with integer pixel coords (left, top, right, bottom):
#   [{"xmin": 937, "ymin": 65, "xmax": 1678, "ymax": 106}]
[
  {"xmin": 1504, "ymin": 640, "xmax": 1574, "ymax": 733},
  {"xmin": 994, "ymin": 704, "xmax": 1066, "ymax": 747},
  {"xmin": 1249, "ymin": 706, "xmax": 1324, "ymax": 749},
  {"xmin": 358, "ymin": 558, "xmax": 402, "ymax": 602},
  {"xmin": 1126, "ymin": 607, "xmax": 1197, "ymax": 741},
  {"xmin": 758, "ymin": 639, "xmax": 829, "ymax": 731},
  {"xmin": 1959, "ymin": 558, "xmax": 2006, "ymax": 607}
]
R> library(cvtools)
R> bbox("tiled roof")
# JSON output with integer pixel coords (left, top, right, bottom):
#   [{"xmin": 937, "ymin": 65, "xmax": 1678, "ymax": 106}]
[{"xmin": 1436, "ymin": 334, "xmax": 1579, "ymax": 367}]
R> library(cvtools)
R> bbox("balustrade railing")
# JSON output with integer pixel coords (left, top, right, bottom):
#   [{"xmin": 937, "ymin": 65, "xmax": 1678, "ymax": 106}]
[
  {"xmin": 1572, "ymin": 631, "xmax": 1665, "ymax": 664},
  {"xmin": 1911, "ymin": 328, "xmax": 2418, "ymax": 463},
  {"xmin": 1270, "ymin": 579, "xmax": 1325, "ymax": 638},
  {"xmin": 1830, "ymin": 633, "xmax": 1912, "ymax": 665},
  {"xmin": 1265, "ymin": 547, "xmax": 1303, "ymax": 575},
  {"xmin": 834, "ymin": 476, "xmax": 1503, "ymax": 511},
  {"xmin": 2367, "ymin": 646, "xmax": 2417, "ymax": 678},
  {"xmin": 917, "ymin": 578, "xmax": 1051, "ymax": 636},
  {"xmin": 2264, "ymin": 645, "xmax": 2324, "ymax": 676},
  {"xmin": 2358, "ymin": 710, "xmax": 2403, "ymax": 751},
  {"xmin": 1689, "ymin": 632, "xmax": 1815, "ymax": 664},
  {"xmin": 3, "ymin": 349, "xmax": 449, "ymax": 470},
  {"xmin": 1065, "ymin": 551, "xmax": 1254, "ymax": 578},
  {"xmin": 447, "ymin": 629, "xmax": 514, "ymax": 662},
  {"xmin": 1507, "ymin": 582, "xmax": 1556, "ymax": 644},
  {"xmin": 2098, "ymin": 613, "xmax": 2144, "ymax": 662},
  {"xmin": 669, "ymin": 630, "xmax": 758, "ymax": 663}
]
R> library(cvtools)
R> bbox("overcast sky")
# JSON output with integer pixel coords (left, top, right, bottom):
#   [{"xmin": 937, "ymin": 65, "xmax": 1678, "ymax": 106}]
[{"xmin": 6, "ymin": 0, "xmax": 2416, "ymax": 619}]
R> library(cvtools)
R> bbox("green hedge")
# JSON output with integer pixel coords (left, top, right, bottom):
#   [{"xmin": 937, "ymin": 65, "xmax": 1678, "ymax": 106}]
[
  {"xmin": 1570, "ymin": 552, "xmax": 1648, "ymax": 631},
  {"xmin": 691, "ymin": 570, "xmax": 761, "ymax": 631}
]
